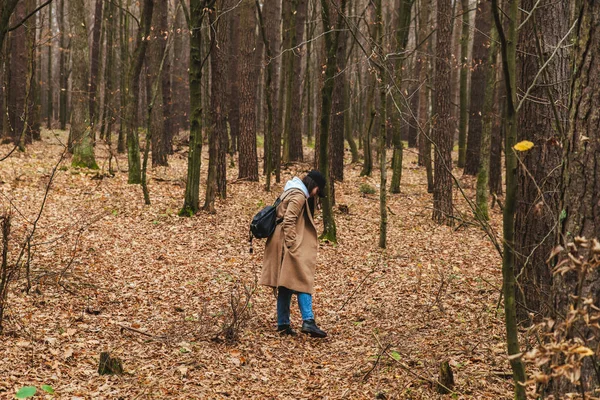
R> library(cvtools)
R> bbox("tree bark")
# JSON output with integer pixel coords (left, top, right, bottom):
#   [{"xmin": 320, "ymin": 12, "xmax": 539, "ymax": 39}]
[
  {"xmin": 46, "ymin": 1, "xmax": 53, "ymax": 129},
  {"xmin": 180, "ymin": 0, "xmax": 207, "ymax": 215},
  {"xmin": 237, "ymin": 0, "xmax": 258, "ymax": 181},
  {"xmin": 465, "ymin": 0, "xmax": 490, "ymax": 176},
  {"xmin": 457, "ymin": 0, "xmax": 470, "ymax": 168},
  {"xmin": 148, "ymin": 0, "xmax": 169, "ymax": 167},
  {"xmin": 204, "ymin": 0, "xmax": 229, "ymax": 211},
  {"xmin": 227, "ymin": 10, "xmax": 240, "ymax": 155},
  {"xmin": 58, "ymin": 0, "xmax": 68, "ymax": 131},
  {"xmin": 389, "ymin": 0, "xmax": 414, "ymax": 194},
  {"xmin": 475, "ymin": 19, "xmax": 498, "ymax": 221},
  {"xmin": 172, "ymin": 4, "xmax": 190, "ymax": 136},
  {"xmin": 514, "ymin": 0, "xmax": 569, "ymax": 320},
  {"xmin": 318, "ymin": 0, "xmax": 345, "ymax": 243},
  {"xmin": 376, "ymin": 0, "xmax": 387, "ymax": 248},
  {"xmin": 432, "ymin": 0, "xmax": 454, "ymax": 225},
  {"xmin": 125, "ymin": 0, "xmax": 153, "ymax": 183},
  {"xmin": 89, "ymin": 0, "xmax": 103, "ymax": 131},
  {"xmin": 70, "ymin": 0, "xmax": 98, "ymax": 168},
  {"xmin": 5, "ymin": 1, "xmax": 27, "ymax": 144},
  {"xmin": 553, "ymin": 2, "xmax": 600, "ymax": 395},
  {"xmin": 493, "ymin": 0, "xmax": 527, "ymax": 397},
  {"xmin": 330, "ymin": 5, "xmax": 347, "ymax": 182}
]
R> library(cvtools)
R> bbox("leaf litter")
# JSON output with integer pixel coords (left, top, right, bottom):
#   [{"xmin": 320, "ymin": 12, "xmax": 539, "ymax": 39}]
[{"xmin": 0, "ymin": 131, "xmax": 514, "ymax": 398}]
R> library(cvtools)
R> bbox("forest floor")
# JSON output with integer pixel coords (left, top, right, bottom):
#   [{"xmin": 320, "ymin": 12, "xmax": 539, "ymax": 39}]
[{"xmin": 0, "ymin": 130, "xmax": 519, "ymax": 399}]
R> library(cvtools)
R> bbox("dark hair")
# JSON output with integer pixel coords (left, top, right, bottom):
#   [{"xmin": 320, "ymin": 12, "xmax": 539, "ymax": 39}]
[
  {"xmin": 302, "ymin": 175, "xmax": 319, "ymax": 196},
  {"xmin": 302, "ymin": 175, "xmax": 317, "ymax": 215}
]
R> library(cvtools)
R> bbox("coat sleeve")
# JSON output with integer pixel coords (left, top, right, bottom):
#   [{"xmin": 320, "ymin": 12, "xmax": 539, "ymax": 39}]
[{"xmin": 282, "ymin": 192, "xmax": 305, "ymax": 249}]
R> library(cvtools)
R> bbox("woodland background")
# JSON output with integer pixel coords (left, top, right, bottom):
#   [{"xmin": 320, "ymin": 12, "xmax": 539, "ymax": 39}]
[{"xmin": 0, "ymin": 0, "xmax": 599, "ymax": 399}]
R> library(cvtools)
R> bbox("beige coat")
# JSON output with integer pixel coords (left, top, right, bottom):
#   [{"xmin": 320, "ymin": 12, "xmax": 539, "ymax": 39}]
[{"xmin": 260, "ymin": 189, "xmax": 318, "ymax": 294}]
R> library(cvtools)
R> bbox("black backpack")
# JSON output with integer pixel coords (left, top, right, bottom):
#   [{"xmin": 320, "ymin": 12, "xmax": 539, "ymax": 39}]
[{"xmin": 248, "ymin": 191, "xmax": 293, "ymax": 253}]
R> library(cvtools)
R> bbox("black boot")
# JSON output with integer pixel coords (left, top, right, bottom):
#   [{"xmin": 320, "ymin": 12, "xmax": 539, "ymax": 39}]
[
  {"xmin": 301, "ymin": 319, "xmax": 327, "ymax": 338},
  {"xmin": 277, "ymin": 324, "xmax": 297, "ymax": 336}
]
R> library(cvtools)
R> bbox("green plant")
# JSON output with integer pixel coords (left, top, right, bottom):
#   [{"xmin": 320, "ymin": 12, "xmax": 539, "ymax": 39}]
[{"xmin": 359, "ymin": 183, "xmax": 376, "ymax": 195}]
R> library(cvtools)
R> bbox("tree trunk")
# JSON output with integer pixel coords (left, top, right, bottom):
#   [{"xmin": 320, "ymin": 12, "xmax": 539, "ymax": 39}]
[
  {"xmin": 0, "ymin": 1, "xmax": 20, "ymax": 52},
  {"xmin": 180, "ymin": 0, "xmax": 207, "ymax": 215},
  {"xmin": 117, "ymin": 0, "xmax": 129, "ymax": 153},
  {"xmin": 204, "ymin": 0, "xmax": 229, "ymax": 210},
  {"xmin": 432, "ymin": 0, "xmax": 454, "ymax": 225},
  {"xmin": 492, "ymin": 0, "xmax": 527, "ymax": 397},
  {"xmin": 514, "ymin": 0, "xmax": 569, "ymax": 321},
  {"xmin": 330, "ymin": 5, "xmax": 347, "ymax": 182},
  {"xmin": 69, "ymin": 0, "xmax": 98, "ymax": 168},
  {"xmin": 457, "ymin": 0, "xmax": 470, "ymax": 168},
  {"xmin": 318, "ymin": 0, "xmax": 345, "ymax": 243},
  {"xmin": 101, "ymin": 0, "xmax": 116, "ymax": 168},
  {"xmin": 46, "ymin": 1, "xmax": 53, "ymax": 129},
  {"xmin": 475, "ymin": 19, "xmax": 498, "ymax": 221},
  {"xmin": 237, "ymin": 0, "xmax": 258, "ymax": 181},
  {"xmin": 89, "ymin": 0, "xmax": 103, "ymax": 132},
  {"xmin": 553, "ymin": 3, "xmax": 600, "ymax": 395},
  {"xmin": 289, "ymin": 0, "xmax": 307, "ymax": 162},
  {"xmin": 417, "ymin": 0, "xmax": 431, "ymax": 166},
  {"xmin": 58, "ymin": 0, "xmax": 68, "ymax": 131},
  {"xmin": 227, "ymin": 11, "xmax": 241, "ymax": 155},
  {"xmin": 172, "ymin": 4, "xmax": 190, "ymax": 136},
  {"xmin": 125, "ymin": 0, "xmax": 153, "ymax": 183},
  {"xmin": 148, "ymin": 0, "xmax": 169, "ymax": 167},
  {"xmin": 489, "ymin": 65, "xmax": 503, "ymax": 196},
  {"xmin": 376, "ymin": 0, "xmax": 387, "ymax": 248},
  {"xmin": 6, "ymin": 0, "xmax": 27, "ymax": 144},
  {"xmin": 389, "ymin": 0, "xmax": 413, "ymax": 194},
  {"xmin": 464, "ymin": 0, "xmax": 490, "ymax": 176},
  {"xmin": 262, "ymin": 0, "xmax": 281, "ymax": 181}
]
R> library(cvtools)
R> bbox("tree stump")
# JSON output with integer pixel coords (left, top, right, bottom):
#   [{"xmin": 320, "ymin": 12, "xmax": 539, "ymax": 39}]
[
  {"xmin": 437, "ymin": 360, "xmax": 454, "ymax": 394},
  {"xmin": 98, "ymin": 352, "xmax": 124, "ymax": 375}
]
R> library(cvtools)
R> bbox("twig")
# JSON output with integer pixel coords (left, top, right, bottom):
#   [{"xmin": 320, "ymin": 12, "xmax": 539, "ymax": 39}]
[
  {"xmin": 362, "ymin": 343, "xmax": 391, "ymax": 381},
  {"xmin": 373, "ymin": 334, "xmax": 461, "ymax": 396},
  {"xmin": 119, "ymin": 324, "xmax": 167, "ymax": 340},
  {"xmin": 338, "ymin": 255, "xmax": 383, "ymax": 312}
]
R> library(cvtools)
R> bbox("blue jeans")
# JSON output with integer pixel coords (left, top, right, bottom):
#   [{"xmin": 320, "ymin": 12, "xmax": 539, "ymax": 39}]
[{"xmin": 276, "ymin": 286, "xmax": 314, "ymax": 326}]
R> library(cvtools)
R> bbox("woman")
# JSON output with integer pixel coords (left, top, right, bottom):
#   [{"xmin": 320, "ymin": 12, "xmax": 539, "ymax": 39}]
[{"xmin": 260, "ymin": 170, "xmax": 327, "ymax": 338}]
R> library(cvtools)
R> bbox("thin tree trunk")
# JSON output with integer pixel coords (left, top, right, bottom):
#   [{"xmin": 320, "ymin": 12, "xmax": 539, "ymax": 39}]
[
  {"xmin": 6, "ymin": 1, "xmax": 27, "ymax": 144},
  {"xmin": 330, "ymin": 3, "xmax": 347, "ymax": 181},
  {"xmin": 204, "ymin": 0, "xmax": 228, "ymax": 210},
  {"xmin": 256, "ymin": 0, "xmax": 274, "ymax": 192},
  {"xmin": 318, "ymin": 0, "xmax": 345, "ymax": 243},
  {"xmin": 264, "ymin": 0, "xmax": 282, "ymax": 182},
  {"xmin": 89, "ymin": 0, "xmax": 103, "ymax": 132},
  {"xmin": 475, "ymin": 20, "xmax": 498, "ymax": 221},
  {"xmin": 70, "ymin": 0, "xmax": 98, "ymax": 168},
  {"xmin": 417, "ymin": 0, "xmax": 431, "ymax": 167},
  {"xmin": 489, "ymin": 64, "xmax": 503, "ymax": 196},
  {"xmin": 237, "ymin": 0, "xmax": 258, "ymax": 180},
  {"xmin": 375, "ymin": 0, "xmax": 387, "ymax": 248},
  {"xmin": 227, "ymin": 10, "xmax": 240, "ymax": 156},
  {"xmin": 464, "ymin": 0, "xmax": 489, "ymax": 176},
  {"xmin": 149, "ymin": 0, "xmax": 169, "ymax": 167},
  {"xmin": 432, "ymin": 0, "xmax": 454, "ymax": 225},
  {"xmin": 492, "ymin": 0, "xmax": 527, "ymax": 397},
  {"xmin": 126, "ymin": 0, "xmax": 153, "ymax": 183},
  {"xmin": 457, "ymin": 0, "xmax": 470, "ymax": 168},
  {"xmin": 46, "ymin": 1, "xmax": 53, "ymax": 129},
  {"xmin": 390, "ymin": 0, "xmax": 414, "ymax": 193},
  {"xmin": 58, "ymin": 0, "xmax": 68, "ymax": 131},
  {"xmin": 180, "ymin": 0, "xmax": 208, "ymax": 215}
]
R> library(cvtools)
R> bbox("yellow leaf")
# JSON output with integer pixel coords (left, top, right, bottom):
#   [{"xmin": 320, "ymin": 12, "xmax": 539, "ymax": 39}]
[
  {"xmin": 573, "ymin": 346, "xmax": 594, "ymax": 357},
  {"xmin": 514, "ymin": 140, "xmax": 534, "ymax": 151}
]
